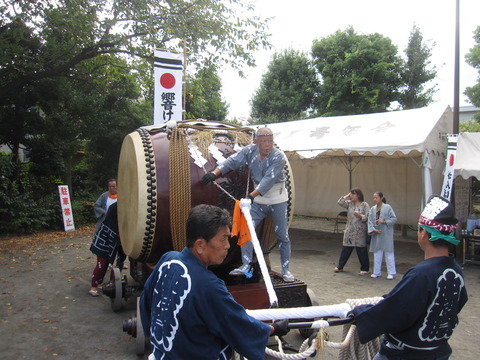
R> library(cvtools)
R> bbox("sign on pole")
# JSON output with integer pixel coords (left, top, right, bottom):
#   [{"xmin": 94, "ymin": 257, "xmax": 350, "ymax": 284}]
[
  {"xmin": 440, "ymin": 135, "xmax": 458, "ymax": 201},
  {"xmin": 154, "ymin": 49, "xmax": 183, "ymax": 125},
  {"xmin": 58, "ymin": 185, "xmax": 75, "ymax": 232}
]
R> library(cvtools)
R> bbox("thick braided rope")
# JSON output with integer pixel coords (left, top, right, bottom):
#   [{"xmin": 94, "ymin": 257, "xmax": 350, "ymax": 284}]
[
  {"xmin": 169, "ymin": 127, "xmax": 191, "ymax": 251},
  {"xmin": 244, "ymin": 297, "xmax": 383, "ymax": 360},
  {"xmin": 336, "ymin": 297, "xmax": 383, "ymax": 360},
  {"xmin": 264, "ymin": 337, "xmax": 317, "ymax": 359}
]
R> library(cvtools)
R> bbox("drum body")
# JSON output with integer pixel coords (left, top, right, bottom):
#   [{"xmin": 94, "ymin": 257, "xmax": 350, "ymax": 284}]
[{"xmin": 117, "ymin": 121, "xmax": 294, "ymax": 267}]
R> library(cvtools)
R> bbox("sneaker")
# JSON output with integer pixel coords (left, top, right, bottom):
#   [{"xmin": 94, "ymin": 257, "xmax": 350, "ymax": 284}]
[
  {"xmin": 371, "ymin": 274, "xmax": 381, "ymax": 278},
  {"xmin": 229, "ymin": 264, "xmax": 251, "ymax": 276},
  {"xmin": 282, "ymin": 270, "xmax": 295, "ymax": 282},
  {"xmin": 333, "ymin": 267, "xmax": 343, "ymax": 272},
  {"xmin": 89, "ymin": 289, "xmax": 99, "ymax": 297},
  {"xmin": 387, "ymin": 274, "xmax": 395, "ymax": 280},
  {"xmin": 358, "ymin": 271, "xmax": 369, "ymax": 275}
]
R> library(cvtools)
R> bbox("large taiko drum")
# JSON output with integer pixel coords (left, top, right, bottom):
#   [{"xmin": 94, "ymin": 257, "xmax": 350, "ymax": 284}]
[{"xmin": 117, "ymin": 120, "xmax": 295, "ymax": 266}]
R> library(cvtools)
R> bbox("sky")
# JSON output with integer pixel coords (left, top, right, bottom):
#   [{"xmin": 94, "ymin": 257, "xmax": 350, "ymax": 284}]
[{"xmin": 220, "ymin": 0, "xmax": 480, "ymax": 121}]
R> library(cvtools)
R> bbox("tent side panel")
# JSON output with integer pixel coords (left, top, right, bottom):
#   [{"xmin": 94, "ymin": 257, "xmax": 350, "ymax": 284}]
[
  {"xmin": 290, "ymin": 156, "xmax": 428, "ymax": 225},
  {"xmin": 289, "ymin": 157, "xmax": 349, "ymax": 219}
]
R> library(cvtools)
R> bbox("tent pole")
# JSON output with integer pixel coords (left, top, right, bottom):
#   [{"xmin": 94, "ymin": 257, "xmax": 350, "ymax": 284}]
[{"xmin": 348, "ymin": 156, "xmax": 352, "ymax": 190}]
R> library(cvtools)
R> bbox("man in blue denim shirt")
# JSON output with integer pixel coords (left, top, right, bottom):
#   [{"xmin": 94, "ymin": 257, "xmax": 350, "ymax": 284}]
[{"xmin": 202, "ymin": 127, "xmax": 294, "ymax": 282}]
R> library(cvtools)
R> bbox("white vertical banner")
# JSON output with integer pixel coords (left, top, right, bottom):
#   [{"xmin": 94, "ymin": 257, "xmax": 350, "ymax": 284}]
[
  {"xmin": 58, "ymin": 185, "xmax": 75, "ymax": 232},
  {"xmin": 422, "ymin": 151, "xmax": 433, "ymax": 209},
  {"xmin": 154, "ymin": 49, "xmax": 183, "ymax": 125},
  {"xmin": 440, "ymin": 135, "xmax": 458, "ymax": 201}
]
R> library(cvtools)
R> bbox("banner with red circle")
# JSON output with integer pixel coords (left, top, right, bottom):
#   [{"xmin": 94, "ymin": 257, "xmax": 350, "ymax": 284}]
[{"xmin": 154, "ymin": 50, "xmax": 183, "ymax": 124}]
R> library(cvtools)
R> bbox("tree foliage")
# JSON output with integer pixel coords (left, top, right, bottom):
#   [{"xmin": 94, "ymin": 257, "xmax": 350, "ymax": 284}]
[
  {"xmin": 185, "ymin": 65, "xmax": 228, "ymax": 121},
  {"xmin": 311, "ymin": 27, "xmax": 402, "ymax": 116},
  {"xmin": 465, "ymin": 26, "xmax": 480, "ymax": 124},
  {"xmin": 0, "ymin": 0, "xmax": 270, "ymax": 97},
  {"xmin": 398, "ymin": 24, "xmax": 437, "ymax": 109},
  {"xmin": 250, "ymin": 49, "xmax": 318, "ymax": 123},
  {"xmin": 0, "ymin": 0, "xmax": 271, "ymax": 233}
]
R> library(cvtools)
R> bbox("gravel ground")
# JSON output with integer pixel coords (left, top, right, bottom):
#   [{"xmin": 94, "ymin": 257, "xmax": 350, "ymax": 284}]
[{"xmin": 0, "ymin": 217, "xmax": 478, "ymax": 359}]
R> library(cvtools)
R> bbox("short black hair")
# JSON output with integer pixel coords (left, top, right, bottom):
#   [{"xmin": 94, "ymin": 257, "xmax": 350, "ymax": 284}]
[
  {"xmin": 186, "ymin": 204, "xmax": 232, "ymax": 248},
  {"xmin": 419, "ymin": 227, "xmax": 453, "ymax": 249}
]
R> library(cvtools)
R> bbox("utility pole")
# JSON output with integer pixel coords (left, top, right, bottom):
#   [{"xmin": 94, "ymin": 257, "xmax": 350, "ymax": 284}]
[{"xmin": 453, "ymin": 0, "xmax": 460, "ymax": 134}]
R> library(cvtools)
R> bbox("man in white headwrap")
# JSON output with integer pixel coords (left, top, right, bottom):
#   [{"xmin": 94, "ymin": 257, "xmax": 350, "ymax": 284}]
[{"xmin": 349, "ymin": 195, "xmax": 468, "ymax": 360}]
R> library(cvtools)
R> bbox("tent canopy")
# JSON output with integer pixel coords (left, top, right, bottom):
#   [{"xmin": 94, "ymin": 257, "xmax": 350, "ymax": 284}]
[
  {"xmin": 267, "ymin": 104, "xmax": 452, "ymax": 159},
  {"xmin": 455, "ymin": 132, "xmax": 480, "ymax": 180}
]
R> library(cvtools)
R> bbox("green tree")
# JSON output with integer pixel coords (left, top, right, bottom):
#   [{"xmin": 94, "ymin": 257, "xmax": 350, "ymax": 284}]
[
  {"xmin": 460, "ymin": 120, "xmax": 480, "ymax": 132},
  {"xmin": 311, "ymin": 27, "xmax": 402, "ymax": 116},
  {"xmin": 185, "ymin": 65, "xmax": 228, "ymax": 121},
  {"xmin": 0, "ymin": 0, "xmax": 270, "ymax": 99},
  {"xmin": 465, "ymin": 26, "xmax": 480, "ymax": 123},
  {"xmin": 398, "ymin": 24, "xmax": 437, "ymax": 109},
  {"xmin": 250, "ymin": 49, "xmax": 318, "ymax": 123},
  {"xmin": 0, "ymin": 0, "xmax": 271, "ymax": 231}
]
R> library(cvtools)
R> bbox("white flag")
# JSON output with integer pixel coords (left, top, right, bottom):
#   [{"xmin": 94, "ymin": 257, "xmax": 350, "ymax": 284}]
[
  {"xmin": 58, "ymin": 185, "xmax": 75, "ymax": 232},
  {"xmin": 154, "ymin": 50, "xmax": 183, "ymax": 124},
  {"xmin": 440, "ymin": 135, "xmax": 458, "ymax": 200}
]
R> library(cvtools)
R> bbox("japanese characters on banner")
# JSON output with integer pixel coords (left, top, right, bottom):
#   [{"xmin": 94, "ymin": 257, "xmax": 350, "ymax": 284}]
[
  {"xmin": 58, "ymin": 185, "xmax": 75, "ymax": 232},
  {"xmin": 154, "ymin": 50, "xmax": 183, "ymax": 125},
  {"xmin": 440, "ymin": 135, "xmax": 458, "ymax": 201}
]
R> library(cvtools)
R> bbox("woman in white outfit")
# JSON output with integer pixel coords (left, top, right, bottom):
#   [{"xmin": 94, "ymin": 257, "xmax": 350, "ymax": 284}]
[{"xmin": 368, "ymin": 192, "xmax": 397, "ymax": 280}]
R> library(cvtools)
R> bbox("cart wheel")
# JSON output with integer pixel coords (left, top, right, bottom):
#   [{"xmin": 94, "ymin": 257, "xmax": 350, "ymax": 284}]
[
  {"xmin": 306, "ymin": 288, "xmax": 319, "ymax": 306},
  {"xmin": 298, "ymin": 288, "xmax": 319, "ymax": 339},
  {"xmin": 136, "ymin": 297, "xmax": 146, "ymax": 355},
  {"xmin": 110, "ymin": 267, "xmax": 123, "ymax": 312}
]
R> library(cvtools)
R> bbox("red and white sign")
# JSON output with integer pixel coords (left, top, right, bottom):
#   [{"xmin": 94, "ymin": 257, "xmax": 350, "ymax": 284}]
[
  {"xmin": 58, "ymin": 185, "xmax": 75, "ymax": 232},
  {"xmin": 440, "ymin": 135, "xmax": 458, "ymax": 201},
  {"xmin": 154, "ymin": 49, "xmax": 183, "ymax": 124}
]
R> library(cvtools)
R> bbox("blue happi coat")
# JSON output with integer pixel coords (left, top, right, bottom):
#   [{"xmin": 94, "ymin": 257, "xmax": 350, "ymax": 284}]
[
  {"xmin": 140, "ymin": 248, "xmax": 271, "ymax": 360},
  {"xmin": 351, "ymin": 256, "xmax": 468, "ymax": 359}
]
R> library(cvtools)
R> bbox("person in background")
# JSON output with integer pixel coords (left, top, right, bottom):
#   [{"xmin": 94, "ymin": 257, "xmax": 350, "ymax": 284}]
[
  {"xmin": 93, "ymin": 178, "xmax": 126, "ymax": 270},
  {"xmin": 89, "ymin": 202, "xmax": 121, "ymax": 297},
  {"xmin": 202, "ymin": 127, "xmax": 295, "ymax": 282},
  {"xmin": 368, "ymin": 192, "xmax": 397, "ymax": 280},
  {"xmin": 334, "ymin": 187, "xmax": 370, "ymax": 275},
  {"xmin": 140, "ymin": 204, "xmax": 289, "ymax": 360},
  {"xmin": 93, "ymin": 178, "xmax": 117, "ymax": 232},
  {"xmin": 349, "ymin": 195, "xmax": 468, "ymax": 360}
]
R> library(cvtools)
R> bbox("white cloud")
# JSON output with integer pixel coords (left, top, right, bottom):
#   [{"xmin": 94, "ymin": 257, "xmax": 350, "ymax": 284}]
[{"xmin": 222, "ymin": 0, "xmax": 480, "ymax": 119}]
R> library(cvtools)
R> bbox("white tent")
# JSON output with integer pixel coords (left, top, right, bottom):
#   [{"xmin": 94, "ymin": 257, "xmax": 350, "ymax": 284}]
[
  {"xmin": 455, "ymin": 132, "xmax": 480, "ymax": 180},
  {"xmin": 266, "ymin": 104, "xmax": 453, "ymax": 225},
  {"xmin": 453, "ymin": 132, "xmax": 480, "ymax": 224}
]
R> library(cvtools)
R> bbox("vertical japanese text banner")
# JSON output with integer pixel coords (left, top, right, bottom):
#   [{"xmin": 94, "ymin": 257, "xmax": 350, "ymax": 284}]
[
  {"xmin": 440, "ymin": 135, "xmax": 458, "ymax": 201},
  {"xmin": 154, "ymin": 50, "xmax": 183, "ymax": 125},
  {"xmin": 58, "ymin": 185, "xmax": 75, "ymax": 232}
]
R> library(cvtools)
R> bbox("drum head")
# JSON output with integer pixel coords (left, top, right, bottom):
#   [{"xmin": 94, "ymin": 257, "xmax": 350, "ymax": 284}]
[{"xmin": 118, "ymin": 131, "xmax": 152, "ymax": 260}]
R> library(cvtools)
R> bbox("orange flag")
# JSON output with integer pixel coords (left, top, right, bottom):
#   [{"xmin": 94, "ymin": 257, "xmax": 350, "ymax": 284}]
[{"xmin": 231, "ymin": 200, "xmax": 252, "ymax": 247}]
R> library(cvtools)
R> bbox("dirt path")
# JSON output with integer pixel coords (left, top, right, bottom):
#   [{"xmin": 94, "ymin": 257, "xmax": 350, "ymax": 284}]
[{"xmin": 0, "ymin": 219, "xmax": 478, "ymax": 359}]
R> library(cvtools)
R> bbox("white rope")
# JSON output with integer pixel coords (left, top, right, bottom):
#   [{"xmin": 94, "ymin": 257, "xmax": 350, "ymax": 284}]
[
  {"xmin": 265, "ymin": 337, "xmax": 317, "ymax": 359},
  {"xmin": 240, "ymin": 199, "xmax": 278, "ymax": 306},
  {"xmin": 263, "ymin": 325, "xmax": 358, "ymax": 359},
  {"xmin": 346, "ymin": 297, "xmax": 384, "ymax": 308}
]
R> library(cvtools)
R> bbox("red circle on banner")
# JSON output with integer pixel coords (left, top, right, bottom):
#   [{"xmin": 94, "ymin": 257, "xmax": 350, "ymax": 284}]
[
  {"xmin": 160, "ymin": 73, "xmax": 176, "ymax": 89},
  {"xmin": 449, "ymin": 154, "xmax": 454, "ymax": 166}
]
